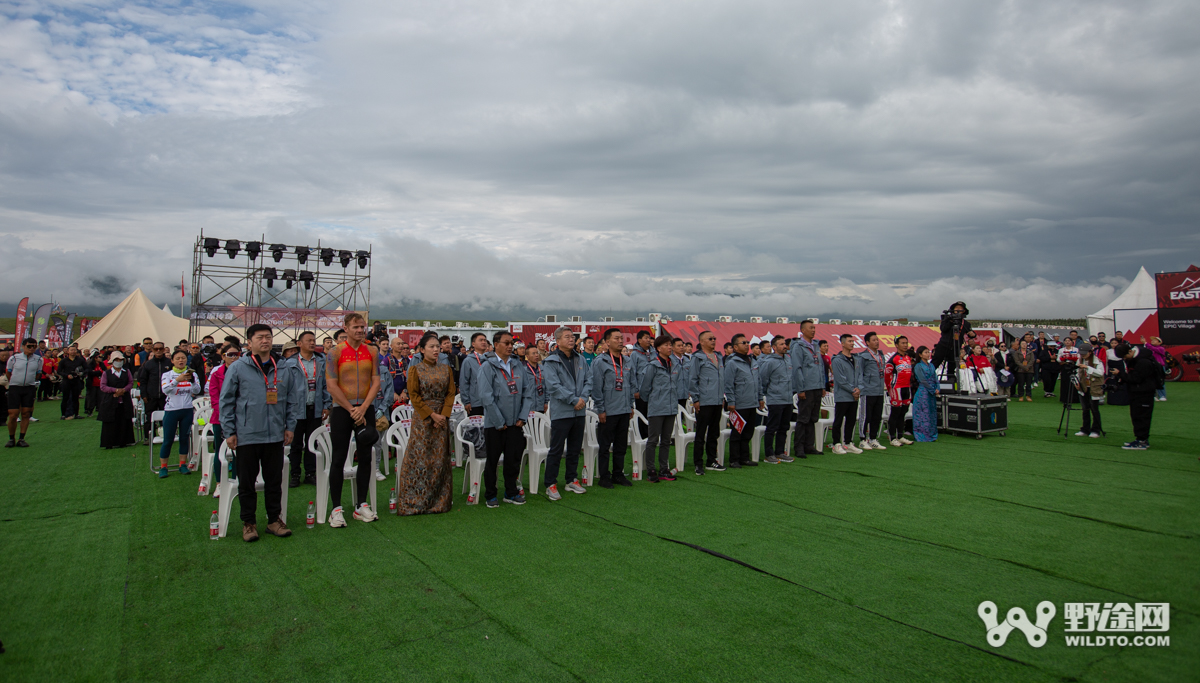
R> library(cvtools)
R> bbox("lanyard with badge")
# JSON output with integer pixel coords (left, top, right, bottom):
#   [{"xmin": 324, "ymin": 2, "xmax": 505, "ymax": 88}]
[
  {"xmin": 498, "ymin": 361, "xmax": 518, "ymax": 395},
  {"xmin": 299, "ymin": 356, "xmax": 317, "ymax": 393},
  {"xmin": 527, "ymin": 361, "xmax": 543, "ymax": 395},
  {"xmin": 254, "ymin": 355, "xmax": 279, "ymax": 404},
  {"xmin": 610, "ymin": 352, "xmax": 624, "ymax": 392}
]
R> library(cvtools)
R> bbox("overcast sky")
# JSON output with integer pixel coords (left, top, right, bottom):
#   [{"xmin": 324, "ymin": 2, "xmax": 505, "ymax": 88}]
[{"xmin": 1, "ymin": 0, "xmax": 1197, "ymax": 320}]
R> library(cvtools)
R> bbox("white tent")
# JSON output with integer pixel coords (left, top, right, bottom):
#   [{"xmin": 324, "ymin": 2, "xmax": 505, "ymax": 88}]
[
  {"xmin": 163, "ymin": 303, "xmax": 171, "ymax": 314},
  {"xmin": 1087, "ymin": 266, "xmax": 1158, "ymax": 337},
  {"xmin": 75, "ymin": 289, "xmax": 190, "ymax": 349}
]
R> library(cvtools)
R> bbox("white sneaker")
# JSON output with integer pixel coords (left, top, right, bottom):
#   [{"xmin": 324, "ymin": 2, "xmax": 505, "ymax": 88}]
[
  {"xmin": 1074, "ymin": 431, "xmax": 1087, "ymax": 437},
  {"xmin": 565, "ymin": 479, "xmax": 586, "ymax": 494},
  {"xmin": 1089, "ymin": 432, "xmax": 1101, "ymax": 438},
  {"xmin": 375, "ymin": 470, "xmax": 386, "ymax": 481},
  {"xmin": 899, "ymin": 437, "xmax": 913, "ymax": 445},
  {"xmin": 871, "ymin": 440, "xmax": 886, "ymax": 450},
  {"xmin": 329, "ymin": 507, "xmax": 347, "ymax": 528},
  {"xmin": 890, "ymin": 439, "xmax": 903, "ymax": 447},
  {"xmin": 353, "ymin": 502, "xmax": 377, "ymax": 522},
  {"xmin": 859, "ymin": 440, "xmax": 874, "ymax": 450},
  {"xmin": 844, "ymin": 442, "xmax": 863, "ymax": 454},
  {"xmin": 546, "ymin": 484, "xmax": 562, "ymax": 501},
  {"xmin": 832, "ymin": 443, "xmax": 847, "ymax": 455}
]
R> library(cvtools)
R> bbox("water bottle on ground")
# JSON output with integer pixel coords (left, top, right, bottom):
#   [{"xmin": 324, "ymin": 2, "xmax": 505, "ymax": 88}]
[
  {"xmin": 389, "ymin": 488, "xmax": 397, "ymax": 515},
  {"xmin": 209, "ymin": 510, "xmax": 219, "ymax": 539},
  {"xmin": 306, "ymin": 501, "xmax": 316, "ymax": 529},
  {"xmin": 582, "ymin": 465, "xmax": 589, "ymax": 486},
  {"xmin": 632, "ymin": 459, "xmax": 641, "ymax": 481}
]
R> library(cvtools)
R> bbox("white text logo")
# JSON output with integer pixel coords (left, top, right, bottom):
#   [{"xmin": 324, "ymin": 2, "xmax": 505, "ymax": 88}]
[{"xmin": 978, "ymin": 601, "xmax": 1055, "ymax": 648}]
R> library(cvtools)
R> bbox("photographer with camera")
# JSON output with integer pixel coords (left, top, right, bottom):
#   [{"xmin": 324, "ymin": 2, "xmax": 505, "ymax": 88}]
[
  {"xmin": 1056, "ymin": 337, "xmax": 1081, "ymax": 405},
  {"xmin": 932, "ymin": 301, "xmax": 972, "ymax": 384},
  {"xmin": 1073, "ymin": 343, "xmax": 1105, "ymax": 438}
]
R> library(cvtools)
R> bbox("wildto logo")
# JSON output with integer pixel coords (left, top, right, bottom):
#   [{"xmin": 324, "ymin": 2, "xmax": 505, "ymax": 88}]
[
  {"xmin": 978, "ymin": 601, "xmax": 1171, "ymax": 648},
  {"xmin": 1169, "ymin": 277, "xmax": 1200, "ymax": 301},
  {"xmin": 979, "ymin": 601, "xmax": 1055, "ymax": 647}
]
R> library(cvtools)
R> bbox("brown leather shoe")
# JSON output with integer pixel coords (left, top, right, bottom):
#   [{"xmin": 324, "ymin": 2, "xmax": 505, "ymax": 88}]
[
  {"xmin": 265, "ymin": 520, "xmax": 292, "ymax": 537},
  {"xmin": 242, "ymin": 522, "xmax": 259, "ymax": 542}
]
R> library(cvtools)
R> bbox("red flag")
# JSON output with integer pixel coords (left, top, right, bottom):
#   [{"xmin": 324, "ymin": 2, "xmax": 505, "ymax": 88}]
[
  {"xmin": 14, "ymin": 297, "xmax": 29, "ymax": 342},
  {"xmin": 181, "ymin": 274, "xmax": 186, "ymax": 298},
  {"xmin": 728, "ymin": 409, "xmax": 746, "ymax": 434}
]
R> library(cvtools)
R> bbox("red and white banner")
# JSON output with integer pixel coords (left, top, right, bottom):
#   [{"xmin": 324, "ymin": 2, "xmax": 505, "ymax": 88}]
[
  {"xmin": 659, "ymin": 321, "xmax": 940, "ymax": 354},
  {"xmin": 727, "ymin": 409, "xmax": 746, "ymax": 434},
  {"xmin": 1155, "ymin": 266, "xmax": 1200, "ymax": 309},
  {"xmin": 581, "ymin": 323, "xmax": 656, "ymax": 346},
  {"xmin": 509, "ymin": 323, "xmax": 584, "ymax": 347},
  {"xmin": 190, "ymin": 305, "xmax": 361, "ymax": 331},
  {"xmin": 13, "ymin": 297, "xmax": 29, "ymax": 343},
  {"xmin": 1112, "ymin": 308, "xmax": 1199, "ymax": 382}
]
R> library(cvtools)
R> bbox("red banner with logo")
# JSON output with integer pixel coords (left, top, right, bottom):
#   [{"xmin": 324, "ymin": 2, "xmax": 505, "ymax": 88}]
[
  {"xmin": 508, "ymin": 323, "xmax": 584, "ymax": 347},
  {"xmin": 13, "ymin": 297, "xmax": 29, "ymax": 343},
  {"xmin": 581, "ymin": 323, "xmax": 656, "ymax": 347},
  {"xmin": 190, "ymin": 305, "xmax": 361, "ymax": 331},
  {"xmin": 1155, "ymin": 268, "xmax": 1200, "ymax": 308}
]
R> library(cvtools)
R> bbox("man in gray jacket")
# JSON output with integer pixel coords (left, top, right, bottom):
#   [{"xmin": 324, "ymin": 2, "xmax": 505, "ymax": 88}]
[
  {"xmin": 458, "ymin": 332, "xmax": 490, "ymax": 416},
  {"xmin": 541, "ymin": 326, "xmax": 593, "ymax": 500},
  {"xmin": 591, "ymin": 328, "xmax": 635, "ymax": 488},
  {"xmin": 758, "ymin": 335, "xmax": 795, "ymax": 464},
  {"xmin": 789, "ymin": 320, "xmax": 826, "ymax": 457},
  {"xmin": 723, "ymin": 334, "xmax": 764, "ymax": 468},
  {"xmin": 478, "ymin": 331, "xmax": 533, "ymax": 507},
  {"xmin": 855, "ymin": 332, "xmax": 888, "ymax": 450},
  {"xmin": 628, "ymin": 330, "xmax": 654, "ymax": 438},
  {"xmin": 220, "ymin": 323, "xmax": 305, "ymax": 542},
  {"xmin": 688, "ymin": 331, "xmax": 726, "ymax": 474},
  {"xmin": 282, "ymin": 331, "xmax": 329, "ymax": 487}
]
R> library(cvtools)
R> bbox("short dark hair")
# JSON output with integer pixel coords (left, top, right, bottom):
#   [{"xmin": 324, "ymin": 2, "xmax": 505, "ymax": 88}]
[
  {"xmin": 771, "ymin": 335, "xmax": 785, "ymax": 345},
  {"xmin": 22, "ymin": 337, "xmax": 36, "ymax": 346},
  {"xmin": 723, "ymin": 342, "xmax": 733, "ymax": 349},
  {"xmin": 492, "ymin": 330, "xmax": 511, "ymax": 345},
  {"xmin": 439, "ymin": 335, "xmax": 451, "ymax": 343},
  {"xmin": 298, "ymin": 331, "xmax": 315, "ymax": 341},
  {"xmin": 698, "ymin": 330, "xmax": 714, "ymax": 341},
  {"xmin": 334, "ymin": 329, "xmax": 347, "ymax": 339},
  {"xmin": 1114, "ymin": 342, "xmax": 1132, "ymax": 357},
  {"xmin": 171, "ymin": 349, "xmax": 189, "ymax": 360},
  {"xmin": 653, "ymin": 334, "xmax": 674, "ymax": 349},
  {"xmin": 895, "ymin": 335, "xmax": 908, "ymax": 344},
  {"xmin": 800, "ymin": 320, "xmax": 814, "ymax": 327},
  {"xmin": 730, "ymin": 333, "xmax": 746, "ymax": 346},
  {"xmin": 818, "ymin": 339, "xmax": 829, "ymax": 348},
  {"xmin": 916, "ymin": 345, "xmax": 930, "ymax": 356},
  {"xmin": 344, "ymin": 312, "xmax": 365, "ymax": 326},
  {"xmin": 602, "ymin": 328, "xmax": 621, "ymax": 341},
  {"xmin": 864, "ymin": 331, "xmax": 877, "ymax": 343},
  {"xmin": 201, "ymin": 335, "xmax": 214, "ymax": 342},
  {"xmin": 471, "ymin": 332, "xmax": 486, "ymax": 343},
  {"xmin": 839, "ymin": 333, "xmax": 853, "ymax": 342},
  {"xmin": 672, "ymin": 337, "xmax": 683, "ymax": 344},
  {"xmin": 637, "ymin": 330, "xmax": 653, "ymax": 341},
  {"xmin": 246, "ymin": 323, "xmax": 272, "ymax": 340}
]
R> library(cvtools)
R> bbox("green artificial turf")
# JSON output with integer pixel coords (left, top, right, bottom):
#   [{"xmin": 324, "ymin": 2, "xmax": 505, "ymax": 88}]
[{"xmin": 1, "ymin": 387, "xmax": 1197, "ymax": 682}]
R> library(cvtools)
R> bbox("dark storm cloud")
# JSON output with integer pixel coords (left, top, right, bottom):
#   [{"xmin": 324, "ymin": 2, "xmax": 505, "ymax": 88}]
[{"xmin": 0, "ymin": 0, "xmax": 1197, "ymax": 318}]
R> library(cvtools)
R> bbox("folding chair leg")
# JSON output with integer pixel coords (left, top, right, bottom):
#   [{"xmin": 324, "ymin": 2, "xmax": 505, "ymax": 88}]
[
  {"xmin": 528, "ymin": 457, "xmax": 541, "ymax": 495},
  {"xmin": 279, "ymin": 456, "xmax": 289, "ymax": 525},
  {"xmin": 218, "ymin": 480, "xmax": 237, "ymax": 538}
]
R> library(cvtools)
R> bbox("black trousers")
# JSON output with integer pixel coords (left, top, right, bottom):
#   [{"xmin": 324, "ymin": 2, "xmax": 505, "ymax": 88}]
[
  {"xmin": 862, "ymin": 395, "xmax": 884, "ymax": 441},
  {"xmin": 84, "ymin": 384, "xmax": 100, "ymax": 415},
  {"xmin": 60, "ymin": 380, "xmax": 81, "ymax": 418},
  {"xmin": 596, "ymin": 412, "xmax": 630, "ymax": 479},
  {"xmin": 764, "ymin": 404, "xmax": 793, "ymax": 457},
  {"xmin": 1080, "ymin": 393, "xmax": 1103, "ymax": 434},
  {"xmin": 887, "ymin": 402, "xmax": 908, "ymax": 439},
  {"xmin": 484, "ymin": 425, "xmax": 525, "ymax": 500},
  {"xmin": 833, "ymin": 401, "xmax": 857, "ymax": 443},
  {"xmin": 634, "ymin": 398, "xmax": 649, "ymax": 438},
  {"xmin": 1040, "ymin": 365, "xmax": 1059, "ymax": 393},
  {"xmin": 545, "ymin": 415, "xmax": 584, "ymax": 487},
  {"xmin": 142, "ymin": 394, "xmax": 165, "ymax": 435},
  {"xmin": 794, "ymin": 391, "xmax": 822, "ymax": 454},
  {"xmin": 328, "ymin": 405, "xmax": 375, "ymax": 510},
  {"xmin": 290, "ymin": 404, "xmax": 321, "ymax": 478},
  {"xmin": 236, "ymin": 441, "xmax": 284, "ymax": 524},
  {"xmin": 1015, "ymin": 373, "xmax": 1034, "ymax": 397},
  {"xmin": 1129, "ymin": 393, "xmax": 1154, "ymax": 442},
  {"xmin": 728, "ymin": 408, "xmax": 759, "ymax": 463},
  {"xmin": 694, "ymin": 404, "xmax": 721, "ymax": 465}
]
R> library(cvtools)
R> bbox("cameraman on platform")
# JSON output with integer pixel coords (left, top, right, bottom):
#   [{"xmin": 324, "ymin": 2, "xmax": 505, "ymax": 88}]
[{"xmin": 932, "ymin": 301, "xmax": 972, "ymax": 379}]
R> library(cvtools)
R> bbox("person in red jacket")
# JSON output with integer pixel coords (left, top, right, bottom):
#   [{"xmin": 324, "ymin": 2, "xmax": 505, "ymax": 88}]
[{"xmin": 884, "ymin": 336, "xmax": 915, "ymax": 447}]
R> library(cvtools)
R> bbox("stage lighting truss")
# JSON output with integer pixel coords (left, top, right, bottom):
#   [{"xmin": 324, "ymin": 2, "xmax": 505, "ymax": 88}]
[
  {"xmin": 270, "ymin": 243, "xmax": 287, "ymax": 262},
  {"xmin": 298, "ymin": 270, "xmax": 315, "ymax": 290},
  {"xmin": 283, "ymin": 269, "xmax": 297, "ymax": 289},
  {"xmin": 295, "ymin": 246, "xmax": 310, "ymax": 264},
  {"xmin": 356, "ymin": 250, "xmax": 369, "ymax": 269},
  {"xmin": 246, "ymin": 241, "xmax": 262, "ymax": 260},
  {"xmin": 225, "ymin": 239, "xmax": 240, "ymax": 258},
  {"xmin": 263, "ymin": 267, "xmax": 277, "ymax": 288},
  {"xmin": 320, "ymin": 248, "xmax": 335, "ymax": 266},
  {"xmin": 338, "ymin": 250, "xmax": 352, "ymax": 268},
  {"xmin": 204, "ymin": 237, "xmax": 220, "ymax": 258}
]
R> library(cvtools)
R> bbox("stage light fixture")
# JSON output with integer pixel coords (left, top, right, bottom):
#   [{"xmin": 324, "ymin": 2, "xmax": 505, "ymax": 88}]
[
  {"xmin": 295, "ymin": 246, "xmax": 310, "ymax": 264},
  {"xmin": 283, "ymin": 269, "xmax": 297, "ymax": 289},
  {"xmin": 263, "ymin": 267, "xmax": 277, "ymax": 288},
  {"xmin": 225, "ymin": 239, "xmax": 240, "ymax": 258},
  {"xmin": 203, "ymin": 237, "xmax": 220, "ymax": 258},
  {"xmin": 299, "ymin": 270, "xmax": 315, "ymax": 290},
  {"xmin": 270, "ymin": 243, "xmax": 287, "ymax": 262},
  {"xmin": 356, "ymin": 250, "xmax": 369, "ymax": 269},
  {"xmin": 246, "ymin": 241, "xmax": 262, "ymax": 260},
  {"xmin": 320, "ymin": 248, "xmax": 334, "ymax": 266},
  {"xmin": 338, "ymin": 250, "xmax": 352, "ymax": 268}
]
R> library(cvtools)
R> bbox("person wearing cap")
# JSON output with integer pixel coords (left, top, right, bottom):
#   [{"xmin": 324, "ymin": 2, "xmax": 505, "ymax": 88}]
[
  {"xmin": 98, "ymin": 351, "xmax": 136, "ymax": 449},
  {"xmin": 281, "ymin": 340, "xmax": 300, "ymax": 361}
]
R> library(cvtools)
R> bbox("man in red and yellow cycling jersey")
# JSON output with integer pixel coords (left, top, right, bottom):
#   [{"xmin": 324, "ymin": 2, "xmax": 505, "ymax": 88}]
[{"xmin": 325, "ymin": 313, "xmax": 381, "ymax": 527}]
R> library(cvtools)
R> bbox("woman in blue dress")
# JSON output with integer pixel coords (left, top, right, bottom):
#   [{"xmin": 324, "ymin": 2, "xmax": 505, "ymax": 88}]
[{"xmin": 912, "ymin": 346, "xmax": 940, "ymax": 442}]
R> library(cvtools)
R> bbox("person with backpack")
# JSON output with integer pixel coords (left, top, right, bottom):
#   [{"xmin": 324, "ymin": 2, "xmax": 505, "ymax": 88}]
[
  {"xmin": 1112, "ymin": 342, "xmax": 1160, "ymax": 450},
  {"xmin": 1140, "ymin": 336, "xmax": 1168, "ymax": 401}
]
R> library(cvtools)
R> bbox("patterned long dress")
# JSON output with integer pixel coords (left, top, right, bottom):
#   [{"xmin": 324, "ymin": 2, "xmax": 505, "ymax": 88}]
[
  {"xmin": 913, "ymin": 360, "xmax": 939, "ymax": 442},
  {"xmin": 398, "ymin": 359, "xmax": 457, "ymax": 515}
]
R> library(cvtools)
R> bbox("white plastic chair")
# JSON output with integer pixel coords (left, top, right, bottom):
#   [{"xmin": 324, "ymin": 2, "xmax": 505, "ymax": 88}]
[
  {"xmin": 189, "ymin": 402, "xmax": 212, "ymax": 471},
  {"xmin": 673, "ymin": 405, "xmax": 697, "ymax": 471},
  {"xmin": 309, "ymin": 424, "xmax": 378, "ymax": 524},
  {"xmin": 457, "ymin": 419, "xmax": 486, "ymax": 504},
  {"xmin": 196, "ymin": 423, "xmax": 217, "ymax": 496},
  {"xmin": 215, "ymin": 442, "xmax": 289, "ymax": 538},
  {"xmin": 714, "ymin": 411, "xmax": 732, "ymax": 466},
  {"xmin": 581, "ymin": 411, "xmax": 599, "ymax": 486},
  {"xmin": 148, "ymin": 410, "xmax": 165, "ymax": 472},
  {"xmin": 628, "ymin": 410, "xmax": 649, "ymax": 481},
  {"xmin": 522, "ymin": 412, "xmax": 551, "ymax": 494},
  {"xmin": 814, "ymin": 393, "xmax": 835, "ymax": 449},
  {"xmin": 749, "ymin": 407, "xmax": 769, "ymax": 462},
  {"xmin": 390, "ymin": 404, "xmax": 413, "ymax": 424}
]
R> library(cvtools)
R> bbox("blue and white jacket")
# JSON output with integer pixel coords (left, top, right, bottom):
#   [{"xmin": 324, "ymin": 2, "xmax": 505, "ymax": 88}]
[{"xmin": 542, "ymin": 350, "xmax": 593, "ymax": 420}]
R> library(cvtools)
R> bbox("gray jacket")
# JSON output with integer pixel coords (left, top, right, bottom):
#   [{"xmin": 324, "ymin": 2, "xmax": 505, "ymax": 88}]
[
  {"xmin": 855, "ymin": 349, "xmax": 887, "ymax": 397},
  {"xmin": 673, "ymin": 354, "xmax": 690, "ymax": 401},
  {"xmin": 758, "ymin": 353, "xmax": 794, "ymax": 406},
  {"xmin": 638, "ymin": 354, "xmax": 678, "ymax": 418},
  {"xmin": 830, "ymin": 353, "xmax": 858, "ymax": 402},
  {"xmin": 478, "ymin": 354, "xmax": 534, "ymax": 428},
  {"xmin": 280, "ymin": 353, "xmax": 329, "ymax": 413},
  {"xmin": 219, "ymin": 354, "xmax": 305, "ymax": 446},
  {"xmin": 521, "ymin": 360, "xmax": 548, "ymax": 412},
  {"xmin": 628, "ymin": 345, "xmax": 653, "ymax": 394},
  {"xmin": 542, "ymin": 350, "xmax": 593, "ymax": 420},
  {"xmin": 590, "ymin": 352, "xmax": 633, "ymax": 416},
  {"xmin": 723, "ymin": 353, "xmax": 762, "ymax": 410},
  {"xmin": 688, "ymin": 351, "xmax": 725, "ymax": 406},
  {"xmin": 789, "ymin": 337, "xmax": 826, "ymax": 392},
  {"xmin": 458, "ymin": 351, "xmax": 491, "ymax": 410}
]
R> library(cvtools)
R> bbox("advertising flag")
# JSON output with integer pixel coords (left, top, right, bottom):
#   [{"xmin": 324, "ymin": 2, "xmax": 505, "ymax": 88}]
[
  {"xmin": 29, "ymin": 303, "xmax": 52, "ymax": 344},
  {"xmin": 64, "ymin": 313, "xmax": 77, "ymax": 346},
  {"xmin": 14, "ymin": 297, "xmax": 29, "ymax": 343}
]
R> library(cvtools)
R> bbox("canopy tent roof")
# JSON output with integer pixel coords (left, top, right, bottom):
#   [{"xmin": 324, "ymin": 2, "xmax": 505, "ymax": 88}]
[
  {"xmin": 74, "ymin": 289, "xmax": 190, "ymax": 349},
  {"xmin": 1087, "ymin": 267, "xmax": 1158, "ymax": 337}
]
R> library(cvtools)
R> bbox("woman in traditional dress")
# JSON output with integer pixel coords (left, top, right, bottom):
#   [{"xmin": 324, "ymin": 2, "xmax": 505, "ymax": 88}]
[
  {"xmin": 912, "ymin": 346, "xmax": 939, "ymax": 442},
  {"xmin": 397, "ymin": 332, "xmax": 457, "ymax": 515},
  {"xmin": 98, "ymin": 351, "xmax": 136, "ymax": 449}
]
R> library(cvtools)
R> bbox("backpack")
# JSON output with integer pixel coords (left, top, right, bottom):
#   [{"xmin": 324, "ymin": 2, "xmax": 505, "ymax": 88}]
[{"xmin": 1153, "ymin": 360, "xmax": 1166, "ymax": 389}]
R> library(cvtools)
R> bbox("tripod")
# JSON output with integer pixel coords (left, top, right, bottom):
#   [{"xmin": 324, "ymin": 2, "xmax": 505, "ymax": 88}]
[
  {"xmin": 935, "ymin": 317, "xmax": 965, "ymax": 394},
  {"xmin": 1056, "ymin": 365, "xmax": 1080, "ymax": 438}
]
